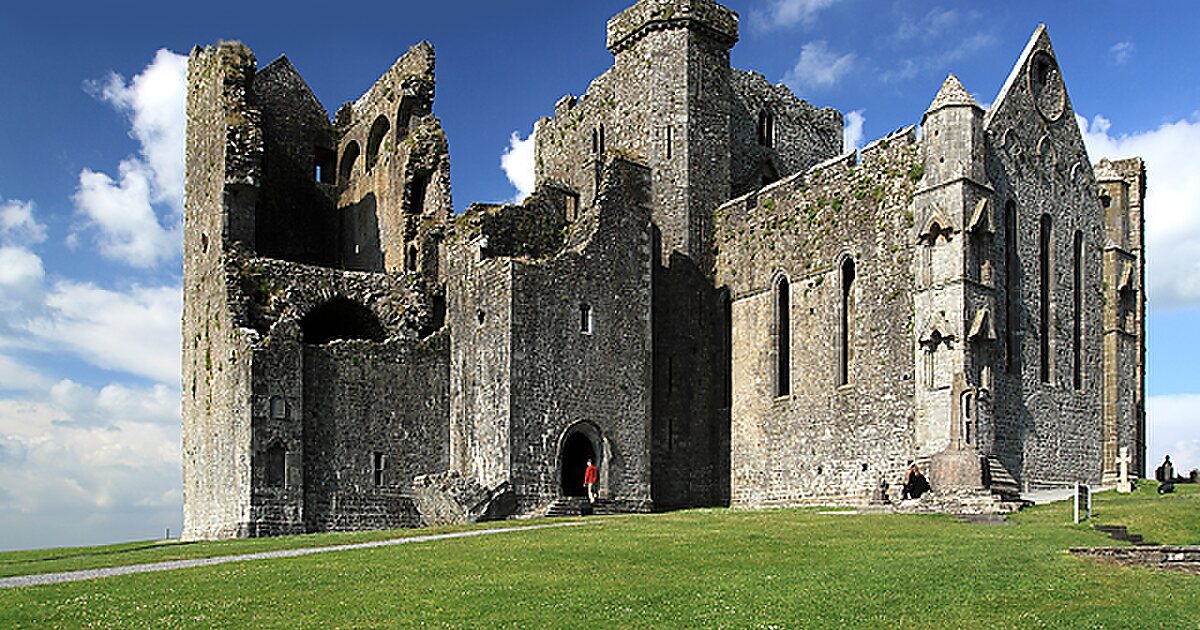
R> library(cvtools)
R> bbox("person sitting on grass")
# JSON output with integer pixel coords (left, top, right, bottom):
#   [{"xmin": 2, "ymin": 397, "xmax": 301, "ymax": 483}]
[
  {"xmin": 1156, "ymin": 455, "xmax": 1175, "ymax": 495},
  {"xmin": 903, "ymin": 464, "xmax": 931, "ymax": 500}
]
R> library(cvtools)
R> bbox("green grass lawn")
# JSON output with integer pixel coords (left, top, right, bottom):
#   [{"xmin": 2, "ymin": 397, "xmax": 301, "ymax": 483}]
[{"xmin": 1, "ymin": 485, "xmax": 1196, "ymax": 628}]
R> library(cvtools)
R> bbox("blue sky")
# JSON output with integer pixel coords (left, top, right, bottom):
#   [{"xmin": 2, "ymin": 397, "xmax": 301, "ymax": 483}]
[{"xmin": 1, "ymin": 0, "xmax": 1197, "ymax": 550}]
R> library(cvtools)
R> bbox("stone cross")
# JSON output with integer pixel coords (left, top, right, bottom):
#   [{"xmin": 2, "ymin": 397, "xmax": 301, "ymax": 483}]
[{"xmin": 1116, "ymin": 446, "xmax": 1133, "ymax": 493}]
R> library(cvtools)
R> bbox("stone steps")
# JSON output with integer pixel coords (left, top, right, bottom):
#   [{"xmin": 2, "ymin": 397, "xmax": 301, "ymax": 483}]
[
  {"xmin": 545, "ymin": 497, "xmax": 617, "ymax": 517},
  {"xmin": 1094, "ymin": 524, "xmax": 1156, "ymax": 546},
  {"xmin": 984, "ymin": 456, "xmax": 1021, "ymax": 500}
]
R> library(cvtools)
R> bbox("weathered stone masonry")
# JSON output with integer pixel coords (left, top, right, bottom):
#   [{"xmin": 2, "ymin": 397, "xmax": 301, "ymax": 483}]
[{"xmin": 183, "ymin": 0, "xmax": 1146, "ymax": 540}]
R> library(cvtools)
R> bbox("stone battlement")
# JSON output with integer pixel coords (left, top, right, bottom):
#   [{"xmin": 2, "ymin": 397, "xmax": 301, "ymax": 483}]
[{"xmin": 606, "ymin": 0, "xmax": 738, "ymax": 54}]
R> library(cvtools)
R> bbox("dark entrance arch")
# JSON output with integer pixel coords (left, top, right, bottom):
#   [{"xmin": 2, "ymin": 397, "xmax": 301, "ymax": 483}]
[{"xmin": 560, "ymin": 431, "xmax": 597, "ymax": 497}]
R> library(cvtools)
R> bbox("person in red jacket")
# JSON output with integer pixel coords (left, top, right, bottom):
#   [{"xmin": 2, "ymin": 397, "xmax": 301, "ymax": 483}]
[{"xmin": 584, "ymin": 459, "xmax": 599, "ymax": 503}]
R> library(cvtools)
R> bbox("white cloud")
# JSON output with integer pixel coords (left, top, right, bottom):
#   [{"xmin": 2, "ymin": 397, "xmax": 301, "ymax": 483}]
[
  {"xmin": 25, "ymin": 281, "xmax": 182, "ymax": 386},
  {"xmin": 1110, "ymin": 41, "xmax": 1135, "ymax": 65},
  {"xmin": 0, "ymin": 247, "xmax": 45, "ymax": 295},
  {"xmin": 0, "ymin": 353, "xmax": 51, "ymax": 392},
  {"xmin": 0, "ymin": 198, "xmax": 47, "ymax": 245},
  {"xmin": 1078, "ymin": 112, "xmax": 1200, "ymax": 309},
  {"xmin": 501, "ymin": 128, "xmax": 536, "ymax": 203},
  {"xmin": 783, "ymin": 41, "xmax": 855, "ymax": 91},
  {"xmin": 1147, "ymin": 394, "xmax": 1200, "ymax": 477},
  {"xmin": 751, "ymin": 0, "xmax": 839, "ymax": 31},
  {"xmin": 73, "ymin": 49, "xmax": 187, "ymax": 268},
  {"xmin": 842, "ymin": 109, "xmax": 866, "ymax": 152}
]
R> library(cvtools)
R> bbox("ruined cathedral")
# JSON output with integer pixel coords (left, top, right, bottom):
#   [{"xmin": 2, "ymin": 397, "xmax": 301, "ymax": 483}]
[{"xmin": 182, "ymin": 0, "xmax": 1146, "ymax": 539}]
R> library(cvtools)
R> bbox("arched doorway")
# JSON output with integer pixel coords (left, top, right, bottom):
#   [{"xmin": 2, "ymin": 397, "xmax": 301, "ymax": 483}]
[{"xmin": 560, "ymin": 431, "xmax": 597, "ymax": 497}]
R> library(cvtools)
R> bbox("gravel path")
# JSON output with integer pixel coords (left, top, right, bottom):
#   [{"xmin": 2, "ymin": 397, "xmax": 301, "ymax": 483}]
[{"xmin": 0, "ymin": 521, "xmax": 587, "ymax": 589}]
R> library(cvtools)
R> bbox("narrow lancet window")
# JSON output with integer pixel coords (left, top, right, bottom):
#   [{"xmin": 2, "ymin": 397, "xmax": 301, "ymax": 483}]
[
  {"xmin": 838, "ymin": 256, "xmax": 856, "ymax": 386},
  {"xmin": 1005, "ymin": 201, "xmax": 1019, "ymax": 373},
  {"xmin": 580, "ymin": 303, "xmax": 593, "ymax": 335},
  {"xmin": 775, "ymin": 276, "xmax": 791, "ymax": 397},
  {"xmin": 1039, "ymin": 213, "xmax": 1053, "ymax": 383}
]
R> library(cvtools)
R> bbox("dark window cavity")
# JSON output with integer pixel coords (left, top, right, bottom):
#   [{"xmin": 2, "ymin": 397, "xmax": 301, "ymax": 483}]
[
  {"xmin": 314, "ymin": 147, "xmax": 336, "ymax": 184},
  {"xmin": 1039, "ymin": 213, "xmax": 1053, "ymax": 383},
  {"xmin": 372, "ymin": 452, "xmax": 386, "ymax": 488},
  {"xmin": 264, "ymin": 443, "xmax": 285, "ymax": 487},
  {"xmin": 366, "ymin": 115, "xmax": 391, "ymax": 171},
  {"xmin": 775, "ymin": 276, "xmax": 791, "ymax": 397},
  {"xmin": 580, "ymin": 303, "xmax": 593, "ymax": 335},
  {"xmin": 300, "ymin": 297, "xmax": 385, "ymax": 345},
  {"xmin": 339, "ymin": 141, "xmax": 361, "ymax": 184},
  {"xmin": 838, "ymin": 256, "xmax": 856, "ymax": 386},
  {"xmin": 757, "ymin": 109, "xmax": 775, "ymax": 148}
]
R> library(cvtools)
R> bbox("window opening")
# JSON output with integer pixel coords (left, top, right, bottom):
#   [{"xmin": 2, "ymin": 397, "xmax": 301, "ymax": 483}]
[
  {"xmin": 300, "ymin": 297, "xmax": 386, "ymax": 345},
  {"xmin": 775, "ymin": 276, "xmax": 791, "ymax": 397},
  {"xmin": 1005, "ymin": 201, "xmax": 1019, "ymax": 373},
  {"xmin": 339, "ymin": 141, "xmax": 361, "ymax": 184},
  {"xmin": 757, "ymin": 109, "xmax": 775, "ymax": 147},
  {"xmin": 410, "ymin": 173, "xmax": 430, "ymax": 215},
  {"xmin": 366, "ymin": 115, "xmax": 390, "ymax": 171},
  {"xmin": 838, "ymin": 257, "xmax": 856, "ymax": 386},
  {"xmin": 264, "ymin": 443, "xmax": 285, "ymax": 487},
  {"xmin": 373, "ymin": 452, "xmax": 386, "ymax": 487},
  {"xmin": 580, "ymin": 303, "xmax": 593, "ymax": 334},
  {"xmin": 314, "ymin": 147, "xmax": 336, "ymax": 184},
  {"xmin": 269, "ymin": 396, "xmax": 287, "ymax": 420},
  {"xmin": 1039, "ymin": 213, "xmax": 1052, "ymax": 383}
]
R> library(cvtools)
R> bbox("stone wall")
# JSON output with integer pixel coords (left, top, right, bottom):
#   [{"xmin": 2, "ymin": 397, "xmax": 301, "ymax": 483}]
[
  {"xmin": 302, "ymin": 333, "xmax": 450, "ymax": 532},
  {"xmin": 715, "ymin": 130, "xmax": 920, "ymax": 505},
  {"xmin": 508, "ymin": 159, "xmax": 655, "ymax": 512},
  {"xmin": 182, "ymin": 42, "xmax": 261, "ymax": 540},
  {"xmin": 982, "ymin": 28, "xmax": 1107, "ymax": 488}
]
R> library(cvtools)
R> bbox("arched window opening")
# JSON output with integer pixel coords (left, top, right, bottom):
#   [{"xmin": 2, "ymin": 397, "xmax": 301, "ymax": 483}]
[
  {"xmin": 1004, "ymin": 200, "xmax": 1019, "ymax": 373},
  {"xmin": 838, "ymin": 256, "xmax": 856, "ymax": 386},
  {"xmin": 560, "ymin": 431, "xmax": 597, "ymax": 497},
  {"xmin": 757, "ymin": 109, "xmax": 775, "ymax": 147},
  {"xmin": 410, "ymin": 172, "xmax": 430, "ymax": 215},
  {"xmin": 1039, "ymin": 213, "xmax": 1053, "ymax": 383},
  {"xmin": 396, "ymin": 96, "xmax": 420, "ymax": 141},
  {"xmin": 339, "ymin": 141, "xmax": 361, "ymax": 184},
  {"xmin": 366, "ymin": 115, "xmax": 391, "ymax": 171},
  {"xmin": 775, "ymin": 276, "xmax": 791, "ymax": 397},
  {"xmin": 300, "ymin": 297, "xmax": 386, "ymax": 345},
  {"xmin": 1073, "ymin": 229, "xmax": 1084, "ymax": 390}
]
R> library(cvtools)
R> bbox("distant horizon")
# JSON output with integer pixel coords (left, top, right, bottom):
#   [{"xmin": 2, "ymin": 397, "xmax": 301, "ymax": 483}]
[{"xmin": 2, "ymin": 0, "xmax": 1198, "ymax": 551}]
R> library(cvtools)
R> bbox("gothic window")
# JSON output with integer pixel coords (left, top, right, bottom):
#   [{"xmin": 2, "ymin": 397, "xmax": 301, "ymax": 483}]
[
  {"xmin": 580, "ymin": 303, "xmax": 593, "ymax": 334},
  {"xmin": 757, "ymin": 109, "xmax": 775, "ymax": 148},
  {"xmin": 1039, "ymin": 213, "xmax": 1053, "ymax": 383},
  {"xmin": 372, "ymin": 452, "xmax": 386, "ymax": 488},
  {"xmin": 339, "ymin": 141, "xmax": 361, "ymax": 184},
  {"xmin": 1004, "ymin": 200, "xmax": 1019, "ymax": 373},
  {"xmin": 775, "ymin": 275, "xmax": 791, "ymax": 397},
  {"xmin": 366, "ymin": 115, "xmax": 391, "ymax": 171},
  {"xmin": 838, "ymin": 256, "xmax": 856, "ymax": 386},
  {"xmin": 1073, "ymin": 230, "xmax": 1084, "ymax": 390}
]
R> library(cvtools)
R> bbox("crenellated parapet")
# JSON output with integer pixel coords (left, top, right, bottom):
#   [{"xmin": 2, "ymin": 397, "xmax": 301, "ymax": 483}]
[{"xmin": 606, "ymin": 0, "xmax": 738, "ymax": 54}]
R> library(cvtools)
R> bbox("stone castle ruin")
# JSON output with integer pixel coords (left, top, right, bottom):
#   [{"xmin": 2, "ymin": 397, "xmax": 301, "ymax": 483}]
[{"xmin": 182, "ymin": 0, "xmax": 1145, "ymax": 539}]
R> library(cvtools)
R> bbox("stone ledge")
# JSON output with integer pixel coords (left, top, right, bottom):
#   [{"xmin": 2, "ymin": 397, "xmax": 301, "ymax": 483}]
[{"xmin": 1069, "ymin": 546, "xmax": 1200, "ymax": 575}]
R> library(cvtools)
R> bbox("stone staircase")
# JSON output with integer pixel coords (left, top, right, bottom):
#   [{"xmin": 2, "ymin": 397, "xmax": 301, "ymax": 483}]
[
  {"xmin": 1094, "ymin": 524, "xmax": 1156, "ymax": 546},
  {"xmin": 544, "ymin": 497, "xmax": 618, "ymax": 518},
  {"xmin": 983, "ymin": 455, "xmax": 1021, "ymax": 500}
]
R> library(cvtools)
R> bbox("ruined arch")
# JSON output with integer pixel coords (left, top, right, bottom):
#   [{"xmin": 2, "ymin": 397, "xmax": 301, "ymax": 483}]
[
  {"xmin": 299, "ymin": 297, "xmax": 385, "ymax": 345},
  {"xmin": 396, "ymin": 96, "xmax": 420, "ymax": 141},
  {"xmin": 557, "ymin": 422, "xmax": 604, "ymax": 498},
  {"xmin": 339, "ymin": 141, "xmax": 360, "ymax": 184},
  {"xmin": 366, "ymin": 115, "xmax": 391, "ymax": 171}
]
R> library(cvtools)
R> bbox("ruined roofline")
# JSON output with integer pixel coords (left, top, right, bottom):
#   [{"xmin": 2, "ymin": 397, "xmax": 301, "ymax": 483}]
[
  {"xmin": 983, "ymin": 23, "xmax": 1049, "ymax": 128},
  {"xmin": 345, "ymin": 41, "xmax": 437, "ymax": 121},
  {"xmin": 256, "ymin": 54, "xmax": 332, "ymax": 122},
  {"xmin": 606, "ymin": 0, "xmax": 739, "ymax": 54}
]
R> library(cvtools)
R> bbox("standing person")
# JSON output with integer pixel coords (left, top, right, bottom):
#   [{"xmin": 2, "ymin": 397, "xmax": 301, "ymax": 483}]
[
  {"xmin": 903, "ymin": 464, "xmax": 931, "ymax": 500},
  {"xmin": 583, "ymin": 458, "xmax": 599, "ymax": 503}
]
